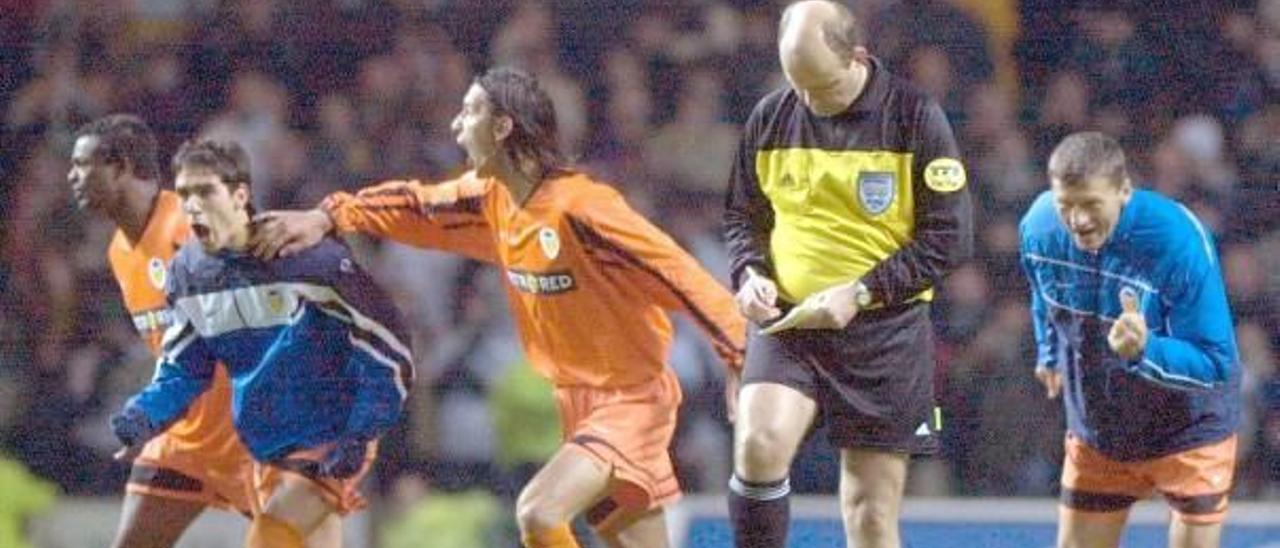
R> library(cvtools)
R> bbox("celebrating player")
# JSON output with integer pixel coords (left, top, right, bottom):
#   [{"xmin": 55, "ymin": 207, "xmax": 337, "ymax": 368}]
[
  {"xmin": 249, "ymin": 66, "xmax": 746, "ymax": 548},
  {"xmin": 111, "ymin": 140, "xmax": 415, "ymax": 548},
  {"xmin": 722, "ymin": 2, "xmax": 973, "ymax": 547},
  {"xmin": 1020, "ymin": 131, "xmax": 1240, "ymax": 548},
  {"xmin": 69, "ymin": 114, "xmax": 256, "ymax": 548}
]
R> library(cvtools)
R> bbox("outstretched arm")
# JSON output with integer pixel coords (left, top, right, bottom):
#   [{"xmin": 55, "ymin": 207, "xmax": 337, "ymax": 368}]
[{"xmin": 251, "ymin": 175, "xmax": 500, "ymax": 263}]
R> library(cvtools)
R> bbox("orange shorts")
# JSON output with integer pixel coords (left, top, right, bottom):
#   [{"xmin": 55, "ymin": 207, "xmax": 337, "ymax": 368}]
[
  {"xmin": 128, "ymin": 366, "xmax": 253, "ymax": 514},
  {"xmin": 1061, "ymin": 433, "xmax": 1238, "ymax": 524},
  {"xmin": 247, "ymin": 441, "xmax": 378, "ymax": 517},
  {"xmin": 557, "ymin": 368, "xmax": 683, "ymax": 534}
]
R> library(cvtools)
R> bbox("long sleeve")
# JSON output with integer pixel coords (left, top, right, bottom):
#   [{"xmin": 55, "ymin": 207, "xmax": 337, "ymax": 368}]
[
  {"xmin": 722, "ymin": 103, "xmax": 775, "ymax": 290},
  {"xmin": 570, "ymin": 191, "xmax": 747, "ymax": 372},
  {"xmin": 1022, "ymin": 253, "xmax": 1061, "ymax": 370},
  {"xmin": 860, "ymin": 99, "xmax": 973, "ymax": 305},
  {"xmin": 118, "ymin": 311, "xmax": 217, "ymax": 443},
  {"xmin": 320, "ymin": 176, "xmax": 499, "ymax": 264},
  {"xmin": 1131, "ymin": 236, "xmax": 1236, "ymax": 390}
]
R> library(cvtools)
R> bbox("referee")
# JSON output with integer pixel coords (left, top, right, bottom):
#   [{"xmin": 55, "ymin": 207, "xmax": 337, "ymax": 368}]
[{"xmin": 722, "ymin": 2, "xmax": 972, "ymax": 547}]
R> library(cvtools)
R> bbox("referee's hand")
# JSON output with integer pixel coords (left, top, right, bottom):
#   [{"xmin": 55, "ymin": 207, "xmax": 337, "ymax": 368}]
[
  {"xmin": 789, "ymin": 281, "xmax": 859, "ymax": 330},
  {"xmin": 736, "ymin": 267, "xmax": 781, "ymax": 323}
]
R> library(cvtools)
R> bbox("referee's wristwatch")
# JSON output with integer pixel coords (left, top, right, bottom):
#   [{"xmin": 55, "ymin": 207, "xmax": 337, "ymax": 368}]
[{"xmin": 852, "ymin": 280, "xmax": 873, "ymax": 308}]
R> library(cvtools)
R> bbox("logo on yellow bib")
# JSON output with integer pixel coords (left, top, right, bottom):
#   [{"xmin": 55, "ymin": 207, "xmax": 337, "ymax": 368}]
[{"xmin": 924, "ymin": 158, "xmax": 966, "ymax": 192}]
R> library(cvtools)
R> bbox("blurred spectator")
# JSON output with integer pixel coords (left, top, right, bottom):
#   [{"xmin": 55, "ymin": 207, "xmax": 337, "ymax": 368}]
[
  {"xmin": 643, "ymin": 66, "xmax": 738, "ymax": 202},
  {"xmin": 491, "ymin": 0, "xmax": 589, "ymax": 157},
  {"xmin": 1062, "ymin": 7, "xmax": 1158, "ymax": 110},
  {"xmin": 1237, "ymin": 322, "xmax": 1279, "ymax": 497},
  {"xmin": 872, "ymin": 0, "xmax": 995, "ymax": 112},
  {"xmin": 1031, "ymin": 70, "xmax": 1091, "ymax": 161}
]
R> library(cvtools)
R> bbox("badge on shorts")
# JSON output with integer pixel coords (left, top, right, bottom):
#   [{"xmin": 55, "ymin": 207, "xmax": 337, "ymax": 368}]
[
  {"xmin": 538, "ymin": 227, "xmax": 560, "ymax": 260},
  {"xmin": 147, "ymin": 257, "xmax": 167, "ymax": 289},
  {"xmin": 857, "ymin": 171, "xmax": 895, "ymax": 215},
  {"xmin": 924, "ymin": 157, "xmax": 966, "ymax": 192}
]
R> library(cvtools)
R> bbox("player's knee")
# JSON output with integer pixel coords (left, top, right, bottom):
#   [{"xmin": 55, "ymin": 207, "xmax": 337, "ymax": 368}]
[
  {"xmin": 735, "ymin": 428, "xmax": 793, "ymax": 479},
  {"xmin": 515, "ymin": 488, "xmax": 567, "ymax": 534},
  {"xmin": 841, "ymin": 491, "xmax": 900, "ymax": 538}
]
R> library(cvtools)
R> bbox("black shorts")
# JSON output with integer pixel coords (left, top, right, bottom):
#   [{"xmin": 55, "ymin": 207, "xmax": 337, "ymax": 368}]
[{"xmin": 742, "ymin": 302, "xmax": 939, "ymax": 454}]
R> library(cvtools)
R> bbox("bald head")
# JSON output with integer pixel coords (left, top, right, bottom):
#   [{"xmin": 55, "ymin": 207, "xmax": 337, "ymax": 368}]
[
  {"xmin": 779, "ymin": 1, "xmax": 863, "ymax": 65},
  {"xmin": 778, "ymin": 1, "xmax": 868, "ymax": 115}
]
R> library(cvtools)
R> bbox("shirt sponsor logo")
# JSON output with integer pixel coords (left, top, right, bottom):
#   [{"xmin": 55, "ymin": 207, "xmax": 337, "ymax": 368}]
[
  {"xmin": 505, "ymin": 269, "xmax": 576, "ymax": 295},
  {"xmin": 924, "ymin": 157, "xmax": 966, "ymax": 192},
  {"xmin": 148, "ymin": 257, "xmax": 167, "ymax": 289},
  {"xmin": 857, "ymin": 171, "xmax": 896, "ymax": 215},
  {"xmin": 132, "ymin": 308, "xmax": 174, "ymax": 333}
]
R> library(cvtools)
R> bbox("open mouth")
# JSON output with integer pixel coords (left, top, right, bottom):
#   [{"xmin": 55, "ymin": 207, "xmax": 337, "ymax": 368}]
[{"xmin": 191, "ymin": 223, "xmax": 211, "ymax": 241}]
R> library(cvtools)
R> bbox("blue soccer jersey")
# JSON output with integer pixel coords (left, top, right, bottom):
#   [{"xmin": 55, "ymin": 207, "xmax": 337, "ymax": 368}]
[
  {"xmin": 1020, "ymin": 189, "xmax": 1240, "ymax": 460},
  {"xmin": 117, "ymin": 237, "xmax": 414, "ymax": 463}
]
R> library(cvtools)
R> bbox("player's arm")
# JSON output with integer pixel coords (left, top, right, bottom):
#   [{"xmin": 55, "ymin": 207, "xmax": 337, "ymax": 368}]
[
  {"xmin": 111, "ymin": 309, "xmax": 217, "ymax": 448},
  {"xmin": 571, "ymin": 194, "xmax": 747, "ymax": 372},
  {"xmin": 254, "ymin": 175, "xmax": 500, "ymax": 263},
  {"xmin": 858, "ymin": 99, "xmax": 974, "ymax": 305},
  {"xmin": 1021, "ymin": 256, "xmax": 1061, "ymax": 369},
  {"xmin": 323, "ymin": 176, "xmax": 499, "ymax": 263},
  {"xmin": 722, "ymin": 101, "xmax": 775, "ymax": 291},
  {"xmin": 1128, "ymin": 238, "xmax": 1235, "ymax": 390}
]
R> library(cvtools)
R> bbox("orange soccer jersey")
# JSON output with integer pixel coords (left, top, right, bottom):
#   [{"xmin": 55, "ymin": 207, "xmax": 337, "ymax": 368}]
[
  {"xmin": 108, "ymin": 191, "xmax": 248, "ymax": 510},
  {"xmin": 322, "ymin": 171, "xmax": 746, "ymax": 388}
]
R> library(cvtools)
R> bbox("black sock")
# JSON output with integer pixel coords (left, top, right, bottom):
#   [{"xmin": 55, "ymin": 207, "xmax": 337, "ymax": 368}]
[{"xmin": 728, "ymin": 474, "xmax": 791, "ymax": 548}]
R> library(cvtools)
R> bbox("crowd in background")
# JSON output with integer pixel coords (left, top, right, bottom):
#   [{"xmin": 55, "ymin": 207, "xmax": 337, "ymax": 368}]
[{"xmin": 1, "ymin": 0, "xmax": 1277, "ymax": 523}]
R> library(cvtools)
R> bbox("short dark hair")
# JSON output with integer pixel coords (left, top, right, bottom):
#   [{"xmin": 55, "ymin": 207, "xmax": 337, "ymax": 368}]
[
  {"xmin": 1047, "ymin": 131, "xmax": 1130, "ymax": 188},
  {"xmin": 75, "ymin": 114, "xmax": 161, "ymax": 180},
  {"xmin": 172, "ymin": 139, "xmax": 256, "ymax": 215},
  {"xmin": 780, "ymin": 1, "xmax": 865, "ymax": 62},
  {"xmin": 476, "ymin": 67, "xmax": 566, "ymax": 180}
]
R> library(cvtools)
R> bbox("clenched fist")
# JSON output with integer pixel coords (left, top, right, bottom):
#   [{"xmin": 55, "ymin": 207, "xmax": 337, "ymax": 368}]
[{"xmin": 1108, "ymin": 288, "xmax": 1147, "ymax": 360}]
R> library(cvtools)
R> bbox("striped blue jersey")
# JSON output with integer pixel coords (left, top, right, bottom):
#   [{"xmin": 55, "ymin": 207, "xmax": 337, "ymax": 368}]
[
  {"xmin": 120, "ymin": 237, "xmax": 414, "ymax": 463},
  {"xmin": 1019, "ymin": 188, "xmax": 1239, "ymax": 461}
]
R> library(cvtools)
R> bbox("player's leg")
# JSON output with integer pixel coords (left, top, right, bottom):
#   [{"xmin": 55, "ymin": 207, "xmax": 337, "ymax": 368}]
[
  {"xmin": 247, "ymin": 441, "xmax": 377, "ymax": 548},
  {"xmin": 303, "ymin": 513, "xmax": 343, "ymax": 548},
  {"xmin": 593, "ymin": 507, "xmax": 669, "ymax": 548},
  {"xmin": 111, "ymin": 492, "xmax": 206, "ymax": 548},
  {"xmin": 838, "ymin": 448, "xmax": 909, "ymax": 548},
  {"xmin": 516, "ymin": 443, "xmax": 613, "ymax": 548},
  {"xmin": 1057, "ymin": 506, "xmax": 1130, "ymax": 548},
  {"xmin": 247, "ymin": 473, "xmax": 334, "ymax": 548},
  {"xmin": 730, "ymin": 327, "xmax": 821, "ymax": 548},
  {"xmin": 1057, "ymin": 433, "xmax": 1148, "ymax": 548},
  {"xmin": 1168, "ymin": 520, "xmax": 1223, "ymax": 548},
  {"xmin": 1157, "ymin": 435, "xmax": 1237, "ymax": 548}
]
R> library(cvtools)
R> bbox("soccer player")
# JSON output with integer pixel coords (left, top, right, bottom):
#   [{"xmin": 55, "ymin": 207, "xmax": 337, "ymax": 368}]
[
  {"xmin": 249, "ymin": 67, "xmax": 746, "ymax": 548},
  {"xmin": 1020, "ymin": 131, "xmax": 1240, "ymax": 548},
  {"xmin": 110, "ymin": 140, "xmax": 415, "ymax": 548},
  {"xmin": 722, "ymin": 2, "xmax": 973, "ymax": 547},
  {"xmin": 69, "ymin": 114, "xmax": 255, "ymax": 548}
]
